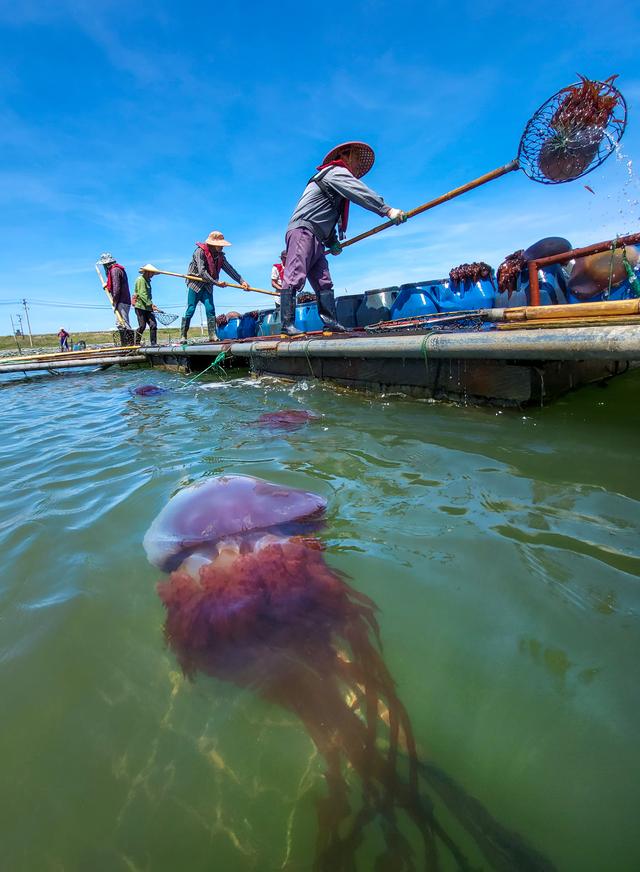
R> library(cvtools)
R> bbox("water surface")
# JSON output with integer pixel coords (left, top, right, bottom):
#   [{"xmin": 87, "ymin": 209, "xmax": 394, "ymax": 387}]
[{"xmin": 1, "ymin": 365, "xmax": 639, "ymax": 870}]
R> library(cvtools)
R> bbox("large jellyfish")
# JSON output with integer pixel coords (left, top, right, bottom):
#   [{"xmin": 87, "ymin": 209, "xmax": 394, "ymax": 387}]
[
  {"xmin": 144, "ymin": 476, "xmax": 554, "ymax": 871},
  {"xmin": 256, "ymin": 409, "xmax": 319, "ymax": 431},
  {"xmin": 132, "ymin": 384, "xmax": 167, "ymax": 397}
]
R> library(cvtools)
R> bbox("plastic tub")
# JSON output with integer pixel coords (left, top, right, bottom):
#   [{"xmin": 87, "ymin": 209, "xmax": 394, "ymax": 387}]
[
  {"xmin": 217, "ymin": 317, "xmax": 240, "ymax": 340},
  {"xmin": 295, "ymin": 302, "xmax": 324, "ymax": 332},
  {"xmin": 336, "ymin": 294, "xmax": 362, "ymax": 329},
  {"xmin": 237, "ymin": 313, "xmax": 259, "ymax": 339},
  {"xmin": 390, "ymin": 283, "xmax": 438, "ymax": 320},
  {"xmin": 258, "ymin": 310, "xmax": 281, "ymax": 336},
  {"xmin": 356, "ymin": 287, "xmax": 400, "ymax": 327},
  {"xmin": 432, "ymin": 278, "xmax": 495, "ymax": 313}
]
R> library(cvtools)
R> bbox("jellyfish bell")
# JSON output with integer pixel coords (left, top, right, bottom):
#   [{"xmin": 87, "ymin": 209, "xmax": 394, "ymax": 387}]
[
  {"xmin": 132, "ymin": 384, "xmax": 166, "ymax": 397},
  {"xmin": 523, "ymin": 237, "xmax": 573, "ymax": 262},
  {"xmin": 144, "ymin": 475, "xmax": 555, "ymax": 870},
  {"xmin": 256, "ymin": 409, "xmax": 319, "ymax": 431},
  {"xmin": 143, "ymin": 474, "xmax": 327, "ymax": 572},
  {"xmin": 538, "ymin": 126, "xmax": 601, "ymax": 182},
  {"xmin": 568, "ymin": 246, "xmax": 639, "ymax": 296}
]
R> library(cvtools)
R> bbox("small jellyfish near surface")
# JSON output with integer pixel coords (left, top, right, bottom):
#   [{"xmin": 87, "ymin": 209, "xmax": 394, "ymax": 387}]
[
  {"xmin": 143, "ymin": 475, "xmax": 556, "ymax": 871},
  {"xmin": 256, "ymin": 409, "xmax": 319, "ymax": 431},
  {"xmin": 132, "ymin": 384, "xmax": 167, "ymax": 397}
]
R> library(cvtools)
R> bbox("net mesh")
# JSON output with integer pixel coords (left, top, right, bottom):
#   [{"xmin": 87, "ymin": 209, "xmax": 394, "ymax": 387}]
[
  {"xmin": 155, "ymin": 310, "xmax": 179, "ymax": 326},
  {"xmin": 518, "ymin": 76, "xmax": 626, "ymax": 184}
]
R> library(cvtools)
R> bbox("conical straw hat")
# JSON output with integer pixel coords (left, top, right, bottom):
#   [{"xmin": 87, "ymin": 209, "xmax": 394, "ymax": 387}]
[
  {"xmin": 139, "ymin": 263, "xmax": 157, "ymax": 273},
  {"xmin": 205, "ymin": 231, "xmax": 232, "ymax": 247},
  {"xmin": 322, "ymin": 141, "xmax": 375, "ymax": 178}
]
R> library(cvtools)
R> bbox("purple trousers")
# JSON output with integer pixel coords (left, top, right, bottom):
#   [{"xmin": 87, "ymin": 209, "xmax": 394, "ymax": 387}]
[{"xmin": 282, "ymin": 227, "xmax": 333, "ymax": 294}]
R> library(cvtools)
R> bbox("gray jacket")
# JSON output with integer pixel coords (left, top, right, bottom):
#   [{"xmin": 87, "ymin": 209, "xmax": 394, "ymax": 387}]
[{"xmin": 287, "ymin": 167, "xmax": 391, "ymax": 245}]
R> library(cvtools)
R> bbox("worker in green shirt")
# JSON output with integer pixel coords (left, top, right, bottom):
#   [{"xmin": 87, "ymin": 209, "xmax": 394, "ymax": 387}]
[{"xmin": 133, "ymin": 264, "xmax": 159, "ymax": 345}]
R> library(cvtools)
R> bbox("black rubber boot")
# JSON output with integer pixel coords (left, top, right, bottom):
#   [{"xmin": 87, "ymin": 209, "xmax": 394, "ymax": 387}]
[
  {"xmin": 316, "ymin": 289, "xmax": 347, "ymax": 333},
  {"xmin": 206, "ymin": 315, "xmax": 218, "ymax": 342},
  {"xmin": 150, "ymin": 327, "xmax": 157, "ymax": 345},
  {"xmin": 180, "ymin": 317, "xmax": 190, "ymax": 343},
  {"xmin": 280, "ymin": 288, "xmax": 302, "ymax": 337},
  {"xmin": 117, "ymin": 328, "xmax": 127, "ymax": 347}
]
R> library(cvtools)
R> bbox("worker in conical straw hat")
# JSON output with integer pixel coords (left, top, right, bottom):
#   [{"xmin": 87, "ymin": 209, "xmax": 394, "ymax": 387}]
[
  {"xmin": 133, "ymin": 265, "xmax": 160, "ymax": 346},
  {"xmin": 279, "ymin": 141, "xmax": 407, "ymax": 336},
  {"xmin": 181, "ymin": 231, "xmax": 250, "ymax": 342}
]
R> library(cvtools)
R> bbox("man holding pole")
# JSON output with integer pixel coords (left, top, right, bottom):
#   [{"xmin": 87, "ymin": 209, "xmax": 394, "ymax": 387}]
[
  {"xmin": 133, "ymin": 265, "xmax": 159, "ymax": 345},
  {"xmin": 181, "ymin": 231, "xmax": 249, "ymax": 342},
  {"xmin": 97, "ymin": 252, "xmax": 133, "ymax": 345},
  {"xmin": 280, "ymin": 141, "xmax": 406, "ymax": 336}
]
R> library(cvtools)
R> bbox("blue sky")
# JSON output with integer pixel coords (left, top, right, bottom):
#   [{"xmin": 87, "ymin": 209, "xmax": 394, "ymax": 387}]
[{"xmin": 1, "ymin": 0, "xmax": 639, "ymax": 333}]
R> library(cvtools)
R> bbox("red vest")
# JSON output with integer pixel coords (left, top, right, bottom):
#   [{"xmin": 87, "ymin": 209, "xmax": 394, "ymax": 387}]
[{"xmin": 196, "ymin": 243, "xmax": 224, "ymax": 280}]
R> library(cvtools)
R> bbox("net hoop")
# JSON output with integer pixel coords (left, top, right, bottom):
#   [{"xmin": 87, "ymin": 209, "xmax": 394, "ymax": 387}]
[
  {"xmin": 518, "ymin": 78, "xmax": 627, "ymax": 184},
  {"xmin": 155, "ymin": 310, "xmax": 179, "ymax": 326}
]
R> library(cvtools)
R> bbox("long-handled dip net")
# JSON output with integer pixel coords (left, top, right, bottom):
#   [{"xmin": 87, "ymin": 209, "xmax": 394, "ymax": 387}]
[
  {"xmin": 341, "ymin": 75, "xmax": 627, "ymax": 250},
  {"xmin": 154, "ymin": 310, "xmax": 179, "ymax": 326}
]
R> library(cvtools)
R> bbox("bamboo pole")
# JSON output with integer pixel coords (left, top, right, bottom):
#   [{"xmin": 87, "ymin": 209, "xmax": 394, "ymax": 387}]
[
  {"xmin": 501, "ymin": 298, "xmax": 640, "ymax": 321},
  {"xmin": 498, "ymin": 315, "xmax": 640, "ymax": 330},
  {"xmin": 5, "ymin": 345, "xmax": 140, "ymax": 365},
  {"xmin": 143, "ymin": 265, "xmax": 278, "ymax": 297},
  {"xmin": 0, "ymin": 354, "xmax": 147, "ymax": 375},
  {"xmin": 95, "ymin": 264, "xmax": 127, "ymax": 328},
  {"xmin": 340, "ymin": 160, "xmax": 520, "ymax": 250}
]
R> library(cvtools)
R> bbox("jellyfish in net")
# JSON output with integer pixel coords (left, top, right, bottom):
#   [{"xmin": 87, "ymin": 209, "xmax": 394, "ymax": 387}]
[{"xmin": 144, "ymin": 475, "xmax": 555, "ymax": 871}]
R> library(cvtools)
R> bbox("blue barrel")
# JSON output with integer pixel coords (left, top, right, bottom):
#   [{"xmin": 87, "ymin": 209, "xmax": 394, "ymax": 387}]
[
  {"xmin": 336, "ymin": 294, "xmax": 361, "ymax": 328},
  {"xmin": 295, "ymin": 302, "xmax": 324, "ymax": 332},
  {"xmin": 217, "ymin": 317, "xmax": 240, "ymax": 340},
  {"xmin": 390, "ymin": 282, "xmax": 438, "ymax": 320},
  {"xmin": 432, "ymin": 278, "xmax": 495, "ymax": 313},
  {"xmin": 237, "ymin": 312, "xmax": 259, "ymax": 339},
  {"xmin": 356, "ymin": 287, "xmax": 399, "ymax": 327},
  {"xmin": 495, "ymin": 264, "xmax": 572, "ymax": 308},
  {"xmin": 258, "ymin": 310, "xmax": 281, "ymax": 336}
]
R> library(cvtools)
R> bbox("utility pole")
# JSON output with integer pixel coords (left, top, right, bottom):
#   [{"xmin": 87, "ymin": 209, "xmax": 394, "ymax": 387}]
[
  {"xmin": 22, "ymin": 299, "xmax": 34, "ymax": 347},
  {"xmin": 9, "ymin": 315, "xmax": 22, "ymax": 352}
]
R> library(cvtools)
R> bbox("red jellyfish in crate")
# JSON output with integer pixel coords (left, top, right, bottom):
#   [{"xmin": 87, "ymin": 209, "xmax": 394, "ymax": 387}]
[{"xmin": 143, "ymin": 475, "xmax": 555, "ymax": 871}]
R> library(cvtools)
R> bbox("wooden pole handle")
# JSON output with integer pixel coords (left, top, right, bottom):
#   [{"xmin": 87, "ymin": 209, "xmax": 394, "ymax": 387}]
[
  {"xmin": 340, "ymin": 159, "xmax": 520, "ymax": 250},
  {"xmin": 145, "ymin": 266, "xmax": 278, "ymax": 297}
]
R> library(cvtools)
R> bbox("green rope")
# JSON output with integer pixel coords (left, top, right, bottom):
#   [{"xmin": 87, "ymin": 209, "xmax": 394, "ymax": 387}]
[
  {"xmin": 302, "ymin": 340, "xmax": 315, "ymax": 378},
  {"xmin": 421, "ymin": 332, "xmax": 432, "ymax": 375},
  {"xmin": 622, "ymin": 248, "xmax": 640, "ymax": 297},
  {"xmin": 180, "ymin": 350, "xmax": 229, "ymax": 388},
  {"xmin": 606, "ymin": 237, "xmax": 618, "ymax": 298}
]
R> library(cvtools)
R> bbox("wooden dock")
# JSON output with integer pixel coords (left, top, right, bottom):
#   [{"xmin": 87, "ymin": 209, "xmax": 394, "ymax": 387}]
[
  {"xmin": 0, "ymin": 346, "xmax": 146, "ymax": 375},
  {"xmin": 143, "ymin": 323, "xmax": 640, "ymax": 407}
]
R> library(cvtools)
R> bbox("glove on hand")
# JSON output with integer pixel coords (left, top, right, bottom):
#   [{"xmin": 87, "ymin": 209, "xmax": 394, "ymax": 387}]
[
  {"xmin": 329, "ymin": 240, "xmax": 343, "ymax": 256},
  {"xmin": 388, "ymin": 208, "xmax": 408, "ymax": 225}
]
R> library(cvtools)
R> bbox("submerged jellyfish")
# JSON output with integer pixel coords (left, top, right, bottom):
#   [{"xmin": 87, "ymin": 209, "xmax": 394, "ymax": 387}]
[
  {"xmin": 256, "ymin": 409, "xmax": 319, "ymax": 431},
  {"xmin": 132, "ymin": 384, "xmax": 167, "ymax": 397},
  {"xmin": 144, "ymin": 476, "xmax": 555, "ymax": 871}
]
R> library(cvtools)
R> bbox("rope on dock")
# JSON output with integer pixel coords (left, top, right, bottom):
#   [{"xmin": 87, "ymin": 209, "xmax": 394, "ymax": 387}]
[{"xmin": 179, "ymin": 349, "xmax": 229, "ymax": 388}]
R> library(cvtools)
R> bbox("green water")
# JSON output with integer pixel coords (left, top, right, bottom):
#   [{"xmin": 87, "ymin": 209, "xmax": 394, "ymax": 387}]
[{"xmin": 1, "ymin": 366, "xmax": 639, "ymax": 871}]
